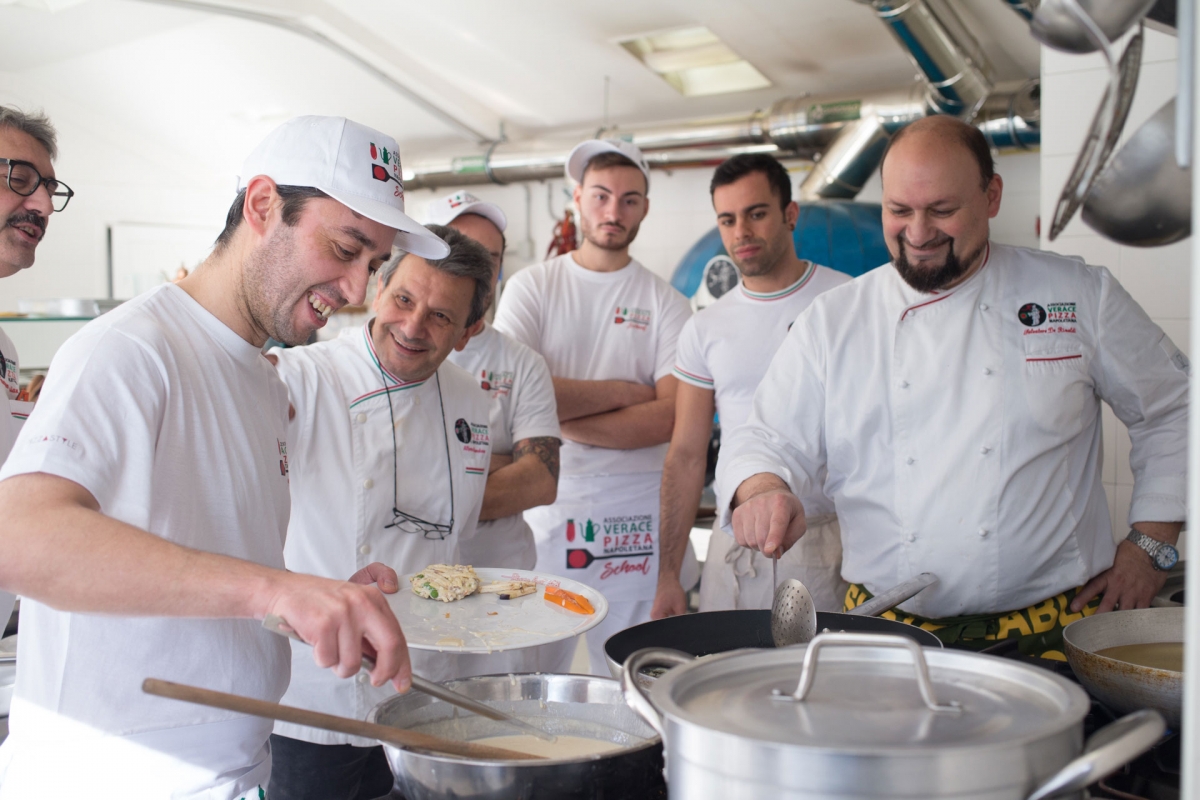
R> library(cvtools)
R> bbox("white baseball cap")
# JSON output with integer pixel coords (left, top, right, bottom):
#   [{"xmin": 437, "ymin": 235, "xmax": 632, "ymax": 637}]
[
  {"xmin": 424, "ymin": 190, "xmax": 508, "ymax": 233},
  {"xmin": 565, "ymin": 138, "xmax": 651, "ymax": 190},
  {"xmin": 238, "ymin": 115, "xmax": 449, "ymax": 260}
]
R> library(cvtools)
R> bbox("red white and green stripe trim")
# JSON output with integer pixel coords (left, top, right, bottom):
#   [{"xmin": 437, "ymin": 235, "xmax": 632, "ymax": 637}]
[
  {"xmin": 9, "ymin": 411, "xmax": 28, "ymax": 421},
  {"xmin": 740, "ymin": 260, "xmax": 816, "ymax": 302},
  {"xmin": 350, "ymin": 325, "xmax": 428, "ymax": 408},
  {"xmin": 465, "ymin": 466, "xmax": 487, "ymax": 475},
  {"xmin": 672, "ymin": 365, "xmax": 714, "ymax": 388}
]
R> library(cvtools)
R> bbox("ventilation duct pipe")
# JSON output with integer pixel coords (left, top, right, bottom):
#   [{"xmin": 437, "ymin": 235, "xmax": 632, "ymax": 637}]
[{"xmin": 851, "ymin": 0, "xmax": 995, "ymax": 118}]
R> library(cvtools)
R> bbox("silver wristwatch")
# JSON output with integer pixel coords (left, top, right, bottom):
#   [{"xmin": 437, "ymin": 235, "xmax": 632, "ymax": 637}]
[{"xmin": 1125, "ymin": 530, "xmax": 1179, "ymax": 571}]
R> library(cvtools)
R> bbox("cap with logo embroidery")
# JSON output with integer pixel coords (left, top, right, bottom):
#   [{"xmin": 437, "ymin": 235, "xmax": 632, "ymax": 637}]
[
  {"xmin": 424, "ymin": 190, "xmax": 508, "ymax": 233},
  {"xmin": 565, "ymin": 138, "xmax": 651, "ymax": 190},
  {"xmin": 238, "ymin": 115, "xmax": 449, "ymax": 259}
]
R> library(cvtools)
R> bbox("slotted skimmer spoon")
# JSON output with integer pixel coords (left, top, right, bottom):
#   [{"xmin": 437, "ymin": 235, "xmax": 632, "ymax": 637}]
[{"xmin": 770, "ymin": 579, "xmax": 817, "ymax": 648}]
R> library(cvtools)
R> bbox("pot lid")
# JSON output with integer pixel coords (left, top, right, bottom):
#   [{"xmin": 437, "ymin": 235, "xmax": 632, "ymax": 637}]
[{"xmin": 648, "ymin": 633, "xmax": 1089, "ymax": 751}]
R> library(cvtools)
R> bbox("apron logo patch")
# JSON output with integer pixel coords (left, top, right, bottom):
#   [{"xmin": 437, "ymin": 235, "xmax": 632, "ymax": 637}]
[
  {"xmin": 1018, "ymin": 303, "xmax": 1046, "ymax": 327},
  {"xmin": 277, "ymin": 439, "xmax": 289, "ymax": 478},
  {"xmin": 613, "ymin": 305, "xmax": 652, "ymax": 331},
  {"xmin": 454, "ymin": 418, "xmax": 472, "ymax": 443},
  {"xmin": 564, "ymin": 517, "xmax": 598, "ymax": 542},
  {"xmin": 565, "ymin": 515, "xmax": 656, "ymax": 579}
]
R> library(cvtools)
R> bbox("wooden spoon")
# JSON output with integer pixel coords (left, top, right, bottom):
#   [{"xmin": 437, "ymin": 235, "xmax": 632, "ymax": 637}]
[{"xmin": 142, "ymin": 678, "xmax": 543, "ymax": 761}]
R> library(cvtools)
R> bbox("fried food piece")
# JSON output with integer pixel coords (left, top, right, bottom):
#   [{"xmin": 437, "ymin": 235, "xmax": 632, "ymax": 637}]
[
  {"xmin": 544, "ymin": 586, "xmax": 595, "ymax": 615},
  {"xmin": 479, "ymin": 580, "xmax": 538, "ymax": 599},
  {"xmin": 410, "ymin": 564, "xmax": 480, "ymax": 602}
]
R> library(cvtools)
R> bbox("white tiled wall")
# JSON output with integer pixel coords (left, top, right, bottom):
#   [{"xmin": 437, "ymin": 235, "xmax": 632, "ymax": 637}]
[{"xmin": 1040, "ymin": 28, "xmax": 1189, "ymax": 555}]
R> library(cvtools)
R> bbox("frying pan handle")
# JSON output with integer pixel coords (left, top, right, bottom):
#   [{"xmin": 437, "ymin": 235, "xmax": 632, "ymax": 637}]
[
  {"xmin": 784, "ymin": 633, "xmax": 961, "ymax": 714},
  {"xmin": 621, "ymin": 648, "xmax": 692, "ymax": 739},
  {"xmin": 1025, "ymin": 709, "xmax": 1165, "ymax": 800}
]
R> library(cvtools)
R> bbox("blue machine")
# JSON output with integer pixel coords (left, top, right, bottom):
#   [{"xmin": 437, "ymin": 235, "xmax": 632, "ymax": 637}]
[{"xmin": 670, "ymin": 200, "xmax": 891, "ymax": 302}]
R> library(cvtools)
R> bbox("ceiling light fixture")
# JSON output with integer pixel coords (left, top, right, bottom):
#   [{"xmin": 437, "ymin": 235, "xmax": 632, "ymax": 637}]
[{"xmin": 618, "ymin": 26, "xmax": 771, "ymax": 97}]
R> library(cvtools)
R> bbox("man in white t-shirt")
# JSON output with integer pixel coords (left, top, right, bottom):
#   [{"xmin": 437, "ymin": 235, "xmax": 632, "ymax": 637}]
[
  {"xmin": 0, "ymin": 107, "xmax": 71, "ymax": 634},
  {"xmin": 430, "ymin": 192, "xmax": 562, "ymax": 677},
  {"xmin": 494, "ymin": 139, "xmax": 692, "ymax": 674},
  {"xmin": 0, "ymin": 116, "xmax": 449, "ymax": 798},
  {"xmin": 268, "ymin": 224, "xmax": 495, "ymax": 799},
  {"xmin": 655, "ymin": 154, "xmax": 851, "ymax": 620}
]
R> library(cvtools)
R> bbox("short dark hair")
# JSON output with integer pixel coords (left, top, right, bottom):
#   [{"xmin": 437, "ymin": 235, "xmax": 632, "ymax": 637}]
[
  {"xmin": 212, "ymin": 185, "xmax": 329, "ymax": 252},
  {"xmin": 882, "ymin": 116, "xmax": 995, "ymax": 191},
  {"xmin": 709, "ymin": 153, "xmax": 792, "ymax": 210},
  {"xmin": 380, "ymin": 224, "xmax": 495, "ymax": 327},
  {"xmin": 582, "ymin": 151, "xmax": 648, "ymax": 194}
]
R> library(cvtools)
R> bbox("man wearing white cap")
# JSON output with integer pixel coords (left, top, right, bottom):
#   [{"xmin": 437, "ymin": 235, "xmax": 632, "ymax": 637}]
[
  {"xmin": 494, "ymin": 140, "xmax": 692, "ymax": 674},
  {"xmin": 427, "ymin": 191, "xmax": 562, "ymax": 677},
  {"xmin": 268, "ymin": 223, "xmax": 495, "ymax": 800},
  {"xmin": 0, "ymin": 115, "xmax": 445, "ymax": 798}
]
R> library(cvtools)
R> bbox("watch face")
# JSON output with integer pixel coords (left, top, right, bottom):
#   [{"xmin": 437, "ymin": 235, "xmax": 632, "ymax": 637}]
[{"xmin": 1154, "ymin": 545, "xmax": 1179, "ymax": 571}]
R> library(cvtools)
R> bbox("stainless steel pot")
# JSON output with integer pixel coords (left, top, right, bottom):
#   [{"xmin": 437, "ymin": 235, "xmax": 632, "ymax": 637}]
[
  {"xmin": 622, "ymin": 633, "xmax": 1165, "ymax": 799},
  {"xmin": 1064, "ymin": 607, "xmax": 1184, "ymax": 728},
  {"xmin": 367, "ymin": 672, "xmax": 664, "ymax": 799}
]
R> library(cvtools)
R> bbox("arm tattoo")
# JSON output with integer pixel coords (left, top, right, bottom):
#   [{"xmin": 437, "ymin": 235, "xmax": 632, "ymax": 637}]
[{"xmin": 513, "ymin": 436, "xmax": 561, "ymax": 482}]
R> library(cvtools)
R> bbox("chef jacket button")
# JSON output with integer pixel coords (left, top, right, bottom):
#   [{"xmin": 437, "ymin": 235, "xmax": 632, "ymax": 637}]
[
  {"xmin": 359, "ymin": 544, "xmax": 371, "ymax": 555},
  {"xmin": 906, "ymin": 532, "xmax": 917, "ymax": 543},
  {"xmin": 905, "ymin": 456, "xmax": 915, "ymax": 465},
  {"xmin": 412, "ymin": 396, "xmax": 421, "ymax": 406},
  {"xmin": 982, "ymin": 367, "xmax": 992, "ymax": 376},
  {"xmin": 980, "ymin": 445, "xmax": 992, "ymax": 455},
  {"xmin": 357, "ymin": 672, "xmax": 369, "ymax": 684},
  {"xmin": 899, "ymin": 380, "xmax": 909, "ymax": 389},
  {"xmin": 978, "ymin": 528, "xmax": 989, "ymax": 538},
  {"xmin": 356, "ymin": 413, "xmax": 367, "ymax": 424},
  {"xmin": 363, "ymin": 478, "xmax": 374, "ymax": 489},
  {"xmin": 980, "ymin": 303, "xmax": 989, "ymax": 311}
]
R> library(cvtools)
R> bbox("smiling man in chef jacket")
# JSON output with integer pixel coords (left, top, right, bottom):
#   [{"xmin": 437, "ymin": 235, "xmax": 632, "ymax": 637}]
[
  {"xmin": 0, "ymin": 115, "xmax": 446, "ymax": 798},
  {"xmin": 721, "ymin": 115, "xmax": 1187, "ymax": 659},
  {"xmin": 0, "ymin": 106, "xmax": 70, "ymax": 639},
  {"xmin": 268, "ymin": 224, "xmax": 494, "ymax": 800}
]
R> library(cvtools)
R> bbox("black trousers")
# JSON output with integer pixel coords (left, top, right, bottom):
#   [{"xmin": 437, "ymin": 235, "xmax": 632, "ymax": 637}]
[{"xmin": 268, "ymin": 734, "xmax": 398, "ymax": 800}]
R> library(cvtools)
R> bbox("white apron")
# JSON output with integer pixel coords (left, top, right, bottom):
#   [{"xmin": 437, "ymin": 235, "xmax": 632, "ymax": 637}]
[{"xmin": 526, "ymin": 472, "xmax": 661, "ymax": 602}]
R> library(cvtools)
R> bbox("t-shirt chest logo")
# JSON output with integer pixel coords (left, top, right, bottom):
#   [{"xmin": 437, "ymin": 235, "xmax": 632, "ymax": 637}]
[
  {"xmin": 454, "ymin": 417, "xmax": 490, "ymax": 475},
  {"xmin": 0, "ymin": 345, "xmax": 15, "ymax": 397},
  {"xmin": 479, "ymin": 368, "xmax": 515, "ymax": 398},
  {"xmin": 613, "ymin": 305, "xmax": 652, "ymax": 331},
  {"xmin": 1019, "ymin": 301, "xmax": 1078, "ymax": 336},
  {"xmin": 277, "ymin": 439, "xmax": 289, "ymax": 480}
]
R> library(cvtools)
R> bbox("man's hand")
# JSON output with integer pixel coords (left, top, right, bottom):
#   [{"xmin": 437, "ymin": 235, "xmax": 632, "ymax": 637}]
[
  {"xmin": 261, "ymin": 572, "xmax": 411, "ymax": 692},
  {"xmin": 1072, "ymin": 540, "xmax": 1170, "ymax": 613},
  {"xmin": 350, "ymin": 562, "xmax": 400, "ymax": 594},
  {"xmin": 650, "ymin": 576, "xmax": 688, "ymax": 620},
  {"xmin": 730, "ymin": 473, "xmax": 806, "ymax": 557}
]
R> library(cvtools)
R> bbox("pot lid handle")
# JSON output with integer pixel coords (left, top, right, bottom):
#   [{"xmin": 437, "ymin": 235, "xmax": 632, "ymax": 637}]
[{"xmin": 775, "ymin": 632, "xmax": 962, "ymax": 714}]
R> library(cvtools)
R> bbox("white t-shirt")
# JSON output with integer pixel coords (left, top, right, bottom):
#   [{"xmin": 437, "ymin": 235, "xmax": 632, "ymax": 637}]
[
  {"xmin": 272, "ymin": 324, "xmax": 491, "ymax": 746},
  {"xmin": 447, "ymin": 322, "xmax": 561, "ymax": 569},
  {"xmin": 0, "ymin": 284, "xmax": 292, "ymax": 798},
  {"xmin": 718, "ymin": 243, "xmax": 1189, "ymax": 618},
  {"xmin": 674, "ymin": 262, "xmax": 851, "ymax": 434},
  {"xmin": 0, "ymin": 326, "xmax": 28, "ymax": 633},
  {"xmin": 494, "ymin": 253, "xmax": 692, "ymax": 478}
]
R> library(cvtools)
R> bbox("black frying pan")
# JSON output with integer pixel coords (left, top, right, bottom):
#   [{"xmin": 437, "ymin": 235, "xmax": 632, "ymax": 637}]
[{"xmin": 604, "ymin": 610, "xmax": 943, "ymax": 678}]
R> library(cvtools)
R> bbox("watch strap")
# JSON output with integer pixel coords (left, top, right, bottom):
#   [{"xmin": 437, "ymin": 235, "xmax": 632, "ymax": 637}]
[{"xmin": 1125, "ymin": 530, "xmax": 1176, "ymax": 570}]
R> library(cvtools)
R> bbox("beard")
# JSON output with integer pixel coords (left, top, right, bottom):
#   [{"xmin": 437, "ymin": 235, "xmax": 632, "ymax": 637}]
[
  {"xmin": 581, "ymin": 215, "xmax": 641, "ymax": 252},
  {"xmin": 240, "ymin": 224, "xmax": 343, "ymax": 346},
  {"xmin": 731, "ymin": 233, "xmax": 792, "ymax": 279},
  {"xmin": 892, "ymin": 235, "xmax": 985, "ymax": 293}
]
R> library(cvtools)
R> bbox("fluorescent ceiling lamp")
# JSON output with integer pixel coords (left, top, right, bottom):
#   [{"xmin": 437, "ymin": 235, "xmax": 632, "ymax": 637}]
[{"xmin": 619, "ymin": 26, "xmax": 771, "ymax": 97}]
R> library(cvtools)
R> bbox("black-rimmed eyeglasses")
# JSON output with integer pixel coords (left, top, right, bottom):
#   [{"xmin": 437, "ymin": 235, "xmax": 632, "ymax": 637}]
[{"xmin": 2, "ymin": 158, "xmax": 73, "ymax": 212}]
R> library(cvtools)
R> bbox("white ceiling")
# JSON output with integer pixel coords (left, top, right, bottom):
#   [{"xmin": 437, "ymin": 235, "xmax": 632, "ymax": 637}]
[{"xmin": 0, "ymin": 0, "xmax": 1040, "ymax": 182}]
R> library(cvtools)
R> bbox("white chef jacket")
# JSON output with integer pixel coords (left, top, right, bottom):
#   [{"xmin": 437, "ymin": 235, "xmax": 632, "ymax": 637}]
[
  {"xmin": 718, "ymin": 243, "xmax": 1188, "ymax": 619},
  {"xmin": 271, "ymin": 324, "xmax": 490, "ymax": 747},
  {"xmin": 0, "ymin": 284, "xmax": 292, "ymax": 798},
  {"xmin": 446, "ymin": 322, "xmax": 561, "ymax": 569}
]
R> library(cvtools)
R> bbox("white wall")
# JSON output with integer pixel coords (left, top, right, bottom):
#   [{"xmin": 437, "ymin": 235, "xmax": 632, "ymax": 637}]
[{"xmin": 1039, "ymin": 27, "xmax": 1188, "ymax": 553}]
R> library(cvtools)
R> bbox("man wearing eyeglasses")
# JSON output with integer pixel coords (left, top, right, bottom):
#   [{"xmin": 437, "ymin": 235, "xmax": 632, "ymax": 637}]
[
  {"xmin": 267, "ymin": 224, "xmax": 495, "ymax": 800},
  {"xmin": 0, "ymin": 106, "xmax": 72, "ymax": 644}
]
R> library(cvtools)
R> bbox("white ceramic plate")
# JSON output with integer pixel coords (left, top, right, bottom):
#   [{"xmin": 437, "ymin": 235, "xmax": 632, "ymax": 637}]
[{"xmin": 390, "ymin": 568, "xmax": 608, "ymax": 653}]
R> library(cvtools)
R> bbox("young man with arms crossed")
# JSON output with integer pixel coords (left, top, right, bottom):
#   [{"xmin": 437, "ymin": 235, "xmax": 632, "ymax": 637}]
[
  {"xmin": 495, "ymin": 140, "xmax": 692, "ymax": 674},
  {"xmin": 269, "ymin": 225, "xmax": 495, "ymax": 800},
  {"xmin": 0, "ymin": 115, "xmax": 441, "ymax": 797},
  {"xmin": 654, "ymin": 154, "xmax": 850, "ymax": 620}
]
